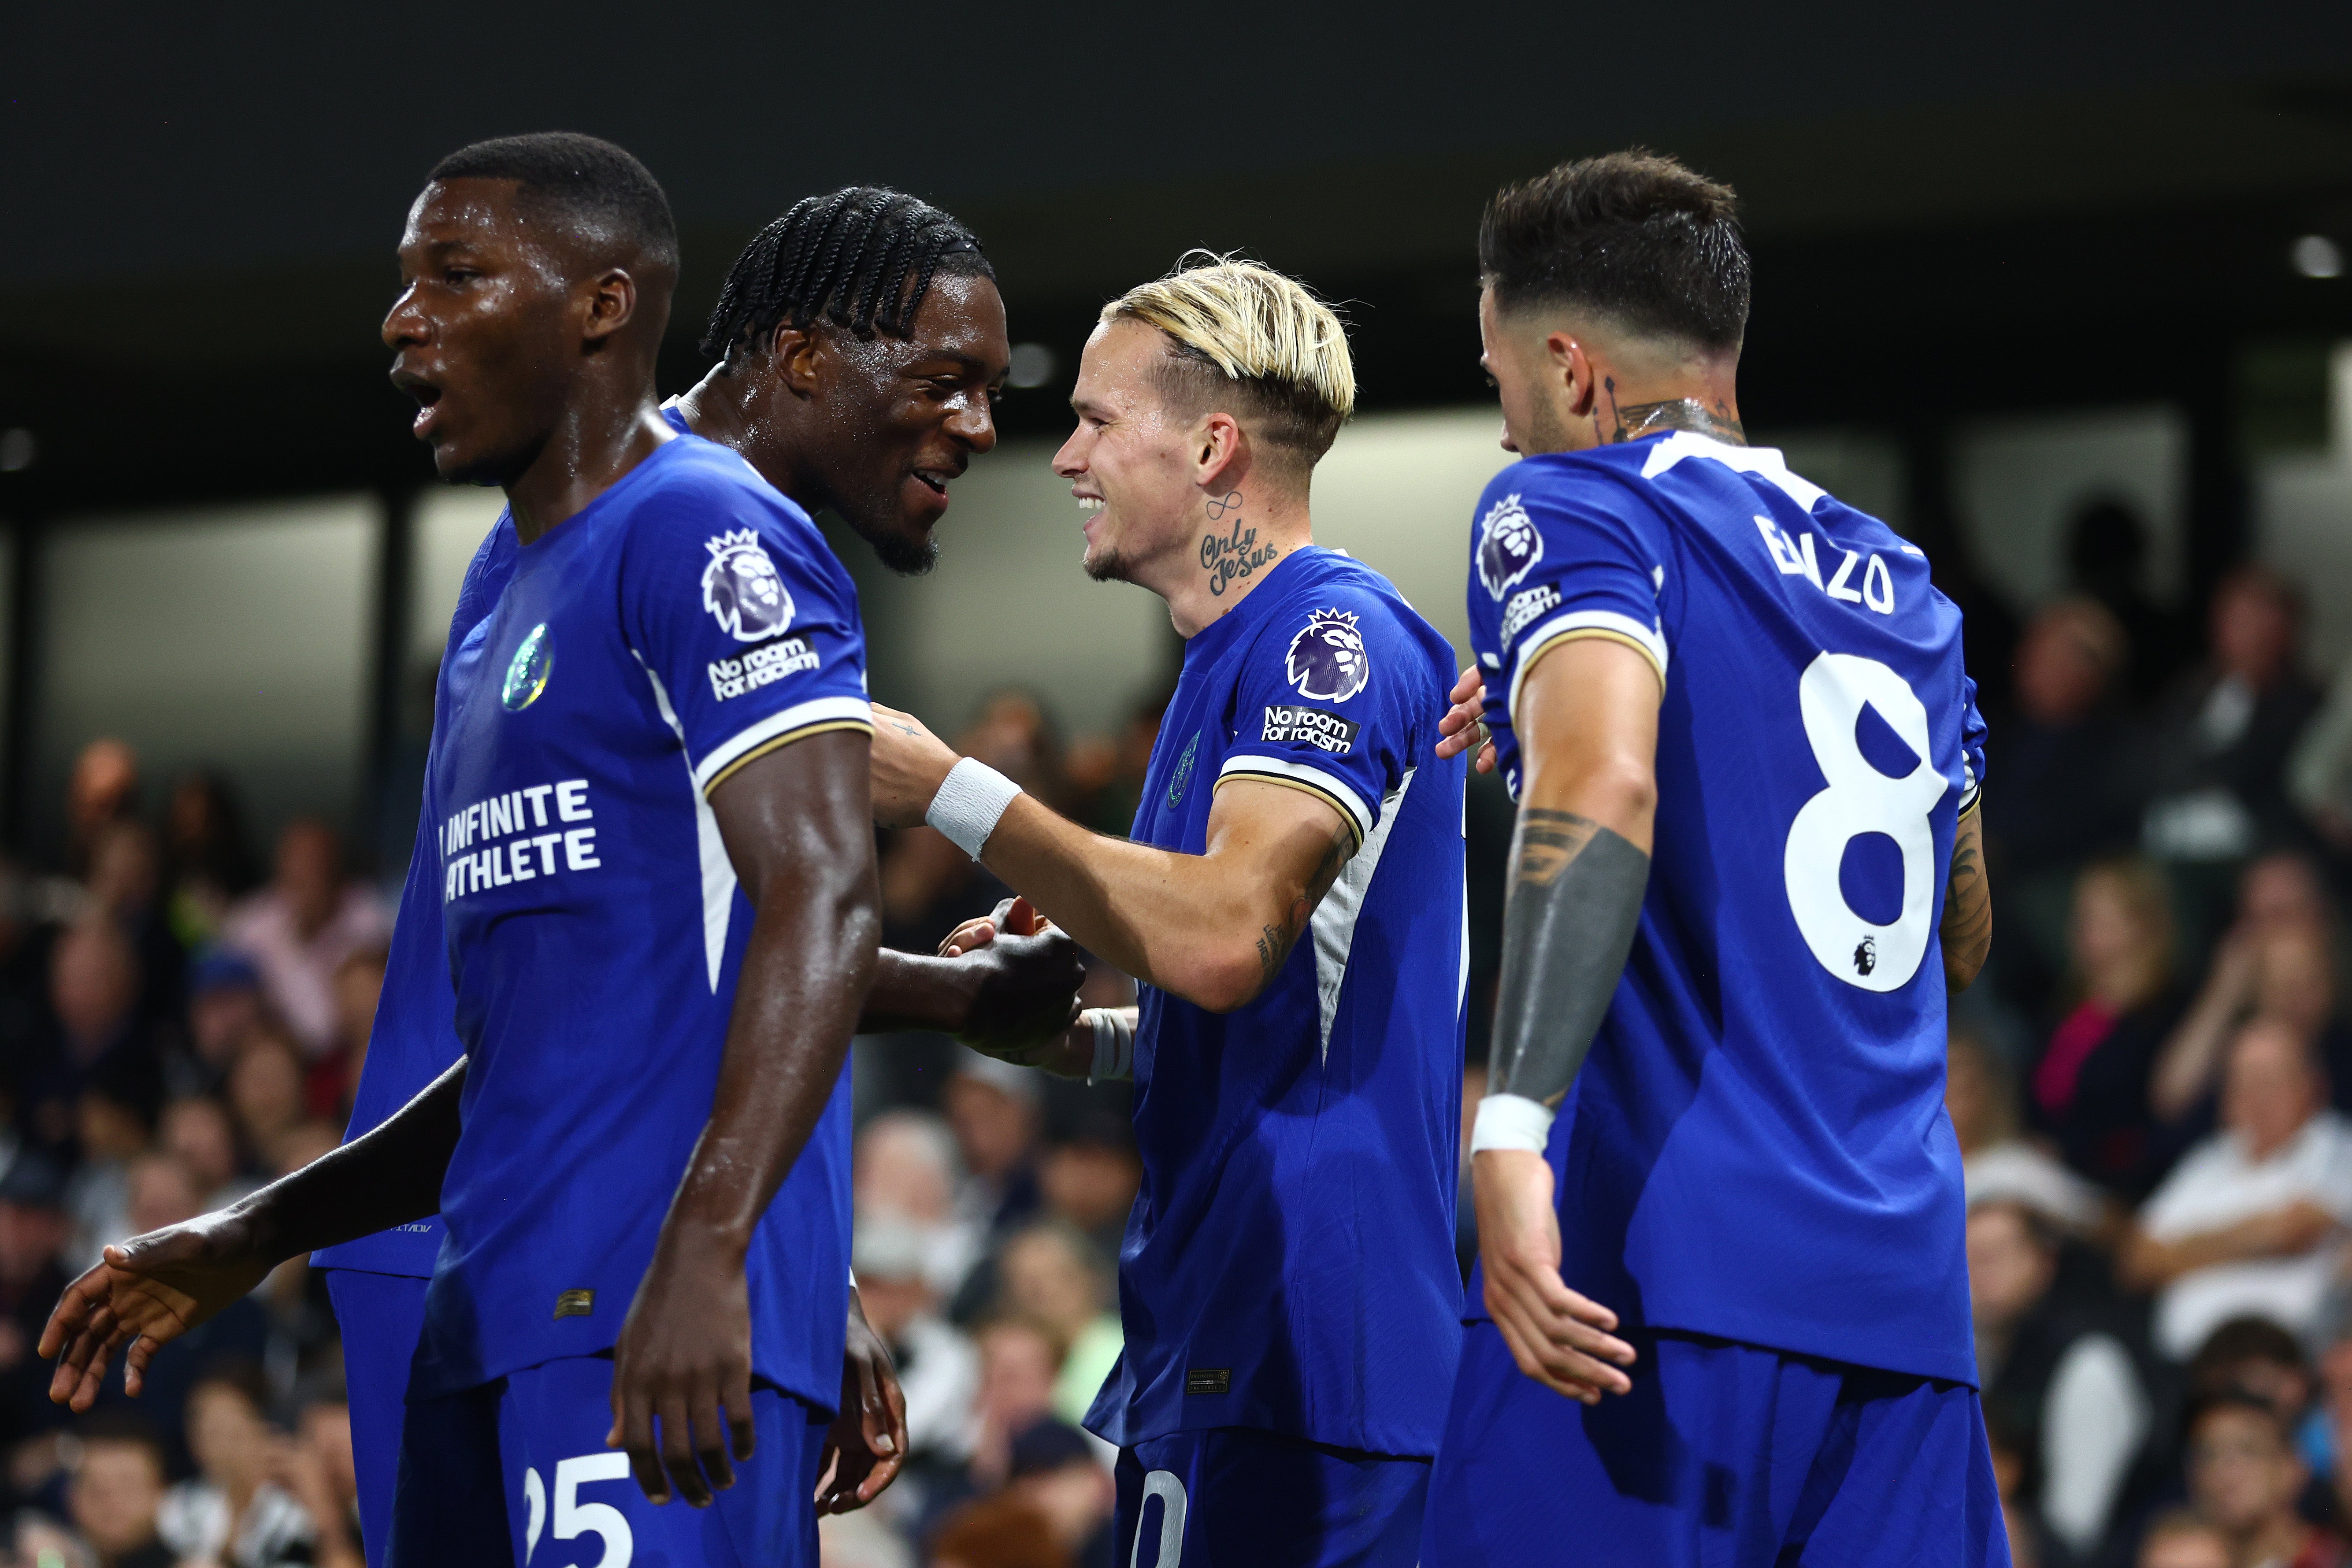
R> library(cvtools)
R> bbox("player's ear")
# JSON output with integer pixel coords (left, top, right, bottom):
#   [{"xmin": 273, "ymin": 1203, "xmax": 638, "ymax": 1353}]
[
  {"xmin": 1194, "ymin": 411, "xmax": 1245, "ymax": 491},
  {"xmin": 1551, "ymin": 332, "xmax": 1597, "ymax": 418},
  {"xmin": 581, "ymin": 268, "xmax": 638, "ymax": 345},
  {"xmin": 771, "ymin": 325, "xmax": 826, "ymax": 399}
]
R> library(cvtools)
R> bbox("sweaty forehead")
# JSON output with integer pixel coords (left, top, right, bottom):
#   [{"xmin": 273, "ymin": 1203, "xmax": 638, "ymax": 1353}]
[{"xmin": 403, "ymin": 178, "xmax": 612, "ymax": 276}]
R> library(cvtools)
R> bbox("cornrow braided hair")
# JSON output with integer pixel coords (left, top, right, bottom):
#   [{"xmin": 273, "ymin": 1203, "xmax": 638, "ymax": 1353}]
[{"xmin": 700, "ymin": 187, "xmax": 993, "ymax": 363}]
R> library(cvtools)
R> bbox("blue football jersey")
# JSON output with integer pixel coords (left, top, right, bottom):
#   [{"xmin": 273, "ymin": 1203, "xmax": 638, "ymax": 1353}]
[
  {"xmin": 1465, "ymin": 432, "xmax": 1988, "ymax": 1386},
  {"xmin": 1086, "ymin": 547, "xmax": 1468, "ymax": 1457},
  {"xmin": 405, "ymin": 432, "xmax": 870, "ymax": 1409},
  {"xmin": 315, "ymin": 516, "xmax": 519, "ymax": 1279}
]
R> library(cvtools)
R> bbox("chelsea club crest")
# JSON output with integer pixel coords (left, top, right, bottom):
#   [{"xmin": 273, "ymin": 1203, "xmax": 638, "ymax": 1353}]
[
  {"xmin": 1166, "ymin": 731, "xmax": 1200, "ymax": 809},
  {"xmin": 501, "ymin": 623, "xmax": 553, "ymax": 712},
  {"xmin": 701, "ymin": 529, "xmax": 795, "ymax": 642}
]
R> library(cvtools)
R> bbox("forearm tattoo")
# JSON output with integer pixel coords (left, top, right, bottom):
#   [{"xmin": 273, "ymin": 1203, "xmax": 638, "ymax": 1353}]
[{"xmin": 1488, "ymin": 807, "xmax": 1651, "ymax": 1108}]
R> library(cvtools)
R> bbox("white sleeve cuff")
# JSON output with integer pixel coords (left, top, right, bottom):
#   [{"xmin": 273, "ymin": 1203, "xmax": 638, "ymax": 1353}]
[{"xmin": 1470, "ymin": 1094, "xmax": 1556, "ymax": 1155}]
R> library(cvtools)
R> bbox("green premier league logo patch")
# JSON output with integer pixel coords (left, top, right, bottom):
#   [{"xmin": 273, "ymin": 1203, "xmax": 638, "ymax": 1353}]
[{"xmin": 502, "ymin": 623, "xmax": 553, "ymax": 712}]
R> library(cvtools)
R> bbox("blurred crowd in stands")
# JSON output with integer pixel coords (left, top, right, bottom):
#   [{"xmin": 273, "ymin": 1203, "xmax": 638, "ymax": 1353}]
[{"xmin": 18, "ymin": 494, "xmax": 2352, "ymax": 1566}]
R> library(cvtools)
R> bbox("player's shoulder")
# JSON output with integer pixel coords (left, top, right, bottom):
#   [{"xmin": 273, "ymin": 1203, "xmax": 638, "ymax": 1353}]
[
  {"xmin": 1244, "ymin": 551, "xmax": 1445, "ymax": 702},
  {"xmin": 1473, "ymin": 450, "xmax": 1642, "ymax": 523},
  {"xmin": 624, "ymin": 436, "xmax": 838, "ymax": 573}
]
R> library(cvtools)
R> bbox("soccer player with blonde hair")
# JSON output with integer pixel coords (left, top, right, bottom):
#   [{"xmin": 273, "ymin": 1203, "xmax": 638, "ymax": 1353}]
[{"xmin": 869, "ymin": 255, "xmax": 1469, "ymax": 1565}]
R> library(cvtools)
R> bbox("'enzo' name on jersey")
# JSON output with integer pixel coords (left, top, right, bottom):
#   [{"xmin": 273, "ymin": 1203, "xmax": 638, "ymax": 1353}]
[{"xmin": 439, "ymin": 778, "xmax": 601, "ymax": 904}]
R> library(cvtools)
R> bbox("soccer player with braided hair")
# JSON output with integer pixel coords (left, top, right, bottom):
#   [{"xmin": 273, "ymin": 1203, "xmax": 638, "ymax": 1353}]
[
  {"xmin": 1425, "ymin": 151, "xmax": 2000, "ymax": 1566},
  {"xmin": 868, "ymin": 256, "xmax": 1468, "ymax": 1566},
  {"xmin": 39, "ymin": 149, "xmax": 1084, "ymax": 1567}
]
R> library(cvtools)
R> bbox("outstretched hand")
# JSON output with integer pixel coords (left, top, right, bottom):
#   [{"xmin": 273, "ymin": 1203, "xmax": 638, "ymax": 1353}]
[
  {"xmin": 1435, "ymin": 665, "xmax": 1498, "ymax": 774},
  {"xmin": 40, "ymin": 1210, "xmax": 277, "ymax": 1411}
]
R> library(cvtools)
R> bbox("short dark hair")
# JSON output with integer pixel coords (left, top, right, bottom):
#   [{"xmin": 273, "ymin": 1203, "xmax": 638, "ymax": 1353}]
[
  {"xmin": 699, "ymin": 187, "xmax": 992, "ymax": 363},
  {"xmin": 2189, "ymin": 1315, "xmax": 2307, "ymax": 1389},
  {"xmin": 427, "ymin": 132, "xmax": 677, "ymax": 271},
  {"xmin": 2185, "ymin": 1386, "xmax": 2293, "ymax": 1448},
  {"xmin": 1479, "ymin": 150, "xmax": 1749, "ymax": 352}
]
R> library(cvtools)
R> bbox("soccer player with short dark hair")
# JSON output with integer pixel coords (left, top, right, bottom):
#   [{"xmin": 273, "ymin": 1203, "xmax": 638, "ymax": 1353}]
[
  {"xmin": 1425, "ymin": 151, "xmax": 2002, "ymax": 1565},
  {"xmin": 42, "ymin": 137, "xmax": 1077, "ymax": 1568},
  {"xmin": 868, "ymin": 256, "xmax": 1467, "ymax": 1567}
]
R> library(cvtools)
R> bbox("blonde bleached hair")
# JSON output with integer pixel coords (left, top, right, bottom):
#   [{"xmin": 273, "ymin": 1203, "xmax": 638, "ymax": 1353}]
[{"xmin": 1102, "ymin": 251, "xmax": 1356, "ymax": 466}]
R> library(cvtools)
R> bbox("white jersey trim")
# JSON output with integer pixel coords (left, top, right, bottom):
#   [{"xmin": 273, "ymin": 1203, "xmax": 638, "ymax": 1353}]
[
  {"xmin": 633, "ymin": 655, "xmax": 738, "ymax": 994},
  {"xmin": 1638, "ymin": 430, "xmax": 1828, "ymax": 512},
  {"xmin": 1309, "ymin": 769, "xmax": 1414, "ymax": 1060},
  {"xmin": 1214, "ymin": 753, "xmax": 1373, "ymax": 845},
  {"xmin": 1506, "ymin": 609, "xmax": 1669, "ymax": 725},
  {"xmin": 694, "ymin": 695, "xmax": 876, "ymax": 794}
]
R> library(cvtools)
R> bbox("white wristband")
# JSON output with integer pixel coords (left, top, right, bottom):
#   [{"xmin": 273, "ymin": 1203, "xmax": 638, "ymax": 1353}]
[
  {"xmin": 1086, "ymin": 1008, "xmax": 1135, "ymax": 1085},
  {"xmin": 926, "ymin": 758, "xmax": 1024, "ymax": 860},
  {"xmin": 1470, "ymin": 1093, "xmax": 1555, "ymax": 1155}
]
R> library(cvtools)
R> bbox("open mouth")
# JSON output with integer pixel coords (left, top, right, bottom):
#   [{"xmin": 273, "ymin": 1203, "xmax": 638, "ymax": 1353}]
[
  {"xmin": 911, "ymin": 468, "xmax": 952, "ymax": 500},
  {"xmin": 392, "ymin": 366, "xmax": 444, "ymax": 440}
]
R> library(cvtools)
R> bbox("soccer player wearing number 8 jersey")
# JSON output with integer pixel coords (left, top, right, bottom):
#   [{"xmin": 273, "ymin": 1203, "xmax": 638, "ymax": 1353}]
[{"xmin": 1426, "ymin": 152, "xmax": 2004, "ymax": 1568}]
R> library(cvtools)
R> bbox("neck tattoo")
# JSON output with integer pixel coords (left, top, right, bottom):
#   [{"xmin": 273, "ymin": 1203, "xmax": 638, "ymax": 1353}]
[
  {"xmin": 1609, "ymin": 395, "xmax": 1746, "ymax": 446},
  {"xmin": 1198, "ymin": 491, "xmax": 1278, "ymax": 597}
]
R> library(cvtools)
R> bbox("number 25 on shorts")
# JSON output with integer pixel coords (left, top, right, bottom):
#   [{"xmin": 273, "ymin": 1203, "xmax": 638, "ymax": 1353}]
[{"xmin": 521, "ymin": 1454, "xmax": 634, "ymax": 1568}]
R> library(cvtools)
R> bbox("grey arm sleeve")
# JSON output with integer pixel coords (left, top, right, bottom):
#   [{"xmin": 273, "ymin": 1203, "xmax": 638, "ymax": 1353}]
[{"xmin": 1487, "ymin": 820, "xmax": 1650, "ymax": 1109}]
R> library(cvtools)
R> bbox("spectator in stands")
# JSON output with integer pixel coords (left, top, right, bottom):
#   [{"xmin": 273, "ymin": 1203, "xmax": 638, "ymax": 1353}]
[
  {"xmin": 0, "ymin": 1156, "xmax": 73, "ymax": 1448},
  {"xmin": 162, "ymin": 771, "xmax": 253, "ymax": 949},
  {"xmin": 946, "ymin": 1053, "xmax": 1044, "ymax": 1242},
  {"xmin": 64, "ymin": 1077, "xmax": 153, "ymax": 1270},
  {"xmin": 64, "ymin": 740, "xmax": 139, "ymax": 878},
  {"xmin": 1985, "ymin": 597, "xmax": 2140, "ymax": 1006},
  {"xmin": 2155, "ymin": 855, "xmax": 2345, "ymax": 1126},
  {"xmin": 219, "ymin": 820, "xmax": 389, "ymax": 1059},
  {"xmin": 965, "ymin": 1318, "xmax": 1065, "ymax": 1494},
  {"xmin": 319, "ymin": 946, "xmax": 385, "ymax": 1119},
  {"xmin": 85, "ymin": 823, "xmax": 182, "ymax": 1040},
  {"xmin": 275, "ymin": 1398, "xmax": 362, "ymax": 1568},
  {"xmin": 855, "ymin": 1110, "xmax": 983, "ymax": 1299},
  {"xmin": 2138, "ymin": 1508, "xmax": 2236, "ymax": 1568},
  {"xmin": 226, "ymin": 1032, "xmax": 305, "ymax": 1174},
  {"xmin": 2034, "ymin": 857, "xmax": 2186, "ymax": 1195},
  {"xmin": 997, "ymin": 1223, "xmax": 1121, "ymax": 1429},
  {"xmin": 27, "ymin": 920, "xmax": 166, "ymax": 1161},
  {"xmin": 851, "ymin": 1219, "xmax": 978, "ymax": 1464},
  {"xmin": 1971, "ymin": 1197, "xmax": 2155, "ymax": 1557},
  {"xmin": 2143, "ymin": 566, "xmax": 2324, "ymax": 875},
  {"xmin": 2064, "ymin": 498, "xmax": 2184, "ymax": 702},
  {"xmin": 2188, "ymin": 1316, "xmax": 2337, "ymax": 1528},
  {"xmin": 2127, "ymin": 1021, "xmax": 2352, "ymax": 1358},
  {"xmin": 184, "ymin": 949, "xmax": 264, "ymax": 1091},
  {"xmin": 158, "ymin": 1097, "xmax": 257, "ymax": 1211},
  {"xmin": 157, "ymin": 1363, "xmax": 315, "ymax": 1568},
  {"xmin": 1950, "ymin": 1029, "xmax": 2104, "ymax": 1231},
  {"xmin": 1004, "ymin": 1420, "xmax": 1115, "ymax": 1568},
  {"xmin": 1036, "ymin": 1112, "xmax": 1142, "ymax": 1264},
  {"xmin": 67, "ymin": 1418, "xmax": 175, "ymax": 1568},
  {"xmin": 2183, "ymin": 1390, "xmax": 2348, "ymax": 1568},
  {"xmin": 931, "ymin": 1496, "xmax": 1065, "ymax": 1568}
]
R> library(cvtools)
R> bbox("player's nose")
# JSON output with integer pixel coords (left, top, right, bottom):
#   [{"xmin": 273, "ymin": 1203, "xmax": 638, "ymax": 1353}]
[
  {"xmin": 946, "ymin": 394, "xmax": 997, "ymax": 454},
  {"xmin": 382, "ymin": 287, "xmax": 431, "ymax": 351}
]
